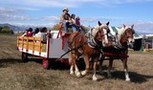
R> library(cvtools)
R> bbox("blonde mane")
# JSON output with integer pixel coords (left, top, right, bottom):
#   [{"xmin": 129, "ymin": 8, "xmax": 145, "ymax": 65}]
[{"xmin": 117, "ymin": 25, "xmax": 131, "ymax": 41}]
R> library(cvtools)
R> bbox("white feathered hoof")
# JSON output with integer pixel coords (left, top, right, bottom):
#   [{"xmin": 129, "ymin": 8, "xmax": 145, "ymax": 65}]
[
  {"xmin": 70, "ymin": 70, "xmax": 74, "ymax": 75},
  {"xmin": 81, "ymin": 70, "xmax": 87, "ymax": 76},
  {"xmin": 126, "ymin": 78, "xmax": 131, "ymax": 82},
  {"xmin": 75, "ymin": 71, "xmax": 81, "ymax": 77},
  {"xmin": 92, "ymin": 75, "xmax": 98, "ymax": 81}
]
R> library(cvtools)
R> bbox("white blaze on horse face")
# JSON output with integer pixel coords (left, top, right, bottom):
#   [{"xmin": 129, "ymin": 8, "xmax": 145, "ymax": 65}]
[
  {"xmin": 128, "ymin": 36, "xmax": 134, "ymax": 47},
  {"xmin": 103, "ymin": 28, "xmax": 108, "ymax": 44},
  {"xmin": 128, "ymin": 38, "xmax": 134, "ymax": 43}
]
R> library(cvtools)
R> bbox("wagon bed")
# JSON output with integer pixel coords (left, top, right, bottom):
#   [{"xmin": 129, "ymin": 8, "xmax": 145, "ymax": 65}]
[{"xmin": 17, "ymin": 31, "xmax": 69, "ymax": 69}]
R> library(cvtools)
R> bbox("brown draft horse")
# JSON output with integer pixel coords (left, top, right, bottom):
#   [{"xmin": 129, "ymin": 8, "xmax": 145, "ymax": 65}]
[
  {"xmin": 101, "ymin": 24, "xmax": 135, "ymax": 81},
  {"xmin": 64, "ymin": 21, "xmax": 110, "ymax": 80}
]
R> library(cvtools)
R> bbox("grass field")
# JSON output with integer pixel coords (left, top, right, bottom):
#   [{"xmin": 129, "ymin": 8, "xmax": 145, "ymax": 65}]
[{"xmin": 0, "ymin": 34, "xmax": 153, "ymax": 90}]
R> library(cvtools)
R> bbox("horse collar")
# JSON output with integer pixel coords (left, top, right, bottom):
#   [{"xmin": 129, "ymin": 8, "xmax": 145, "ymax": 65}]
[{"xmin": 88, "ymin": 38, "xmax": 99, "ymax": 49}]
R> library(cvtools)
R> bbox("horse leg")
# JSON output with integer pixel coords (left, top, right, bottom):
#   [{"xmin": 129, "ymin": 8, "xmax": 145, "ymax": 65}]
[
  {"xmin": 74, "ymin": 63, "xmax": 81, "ymax": 77},
  {"xmin": 68, "ymin": 52, "xmax": 74, "ymax": 75},
  {"xmin": 107, "ymin": 59, "xmax": 113, "ymax": 78},
  {"xmin": 73, "ymin": 54, "xmax": 81, "ymax": 77},
  {"xmin": 98, "ymin": 59, "xmax": 103, "ymax": 73},
  {"xmin": 70, "ymin": 64, "xmax": 74, "ymax": 75},
  {"xmin": 121, "ymin": 58, "xmax": 130, "ymax": 81},
  {"xmin": 81, "ymin": 55, "xmax": 89, "ymax": 76},
  {"xmin": 92, "ymin": 61, "xmax": 98, "ymax": 81}
]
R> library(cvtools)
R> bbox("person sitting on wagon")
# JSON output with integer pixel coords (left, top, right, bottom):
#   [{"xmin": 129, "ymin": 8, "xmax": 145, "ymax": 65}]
[
  {"xmin": 69, "ymin": 14, "xmax": 77, "ymax": 32},
  {"xmin": 33, "ymin": 28, "xmax": 39, "ymax": 36},
  {"xmin": 75, "ymin": 16, "xmax": 81, "ymax": 32},
  {"xmin": 60, "ymin": 8, "xmax": 71, "ymax": 34},
  {"xmin": 26, "ymin": 28, "xmax": 33, "ymax": 37},
  {"xmin": 21, "ymin": 28, "xmax": 33, "ymax": 37},
  {"xmin": 34, "ymin": 27, "xmax": 47, "ymax": 43}
]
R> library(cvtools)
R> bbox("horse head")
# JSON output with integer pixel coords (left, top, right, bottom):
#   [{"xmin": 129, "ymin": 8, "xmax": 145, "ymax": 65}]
[
  {"xmin": 120, "ymin": 24, "xmax": 135, "ymax": 48},
  {"xmin": 92, "ymin": 21, "xmax": 110, "ymax": 45}
]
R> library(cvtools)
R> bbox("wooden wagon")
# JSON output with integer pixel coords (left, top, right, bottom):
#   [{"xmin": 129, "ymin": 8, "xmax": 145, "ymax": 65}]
[{"xmin": 17, "ymin": 31, "xmax": 69, "ymax": 69}]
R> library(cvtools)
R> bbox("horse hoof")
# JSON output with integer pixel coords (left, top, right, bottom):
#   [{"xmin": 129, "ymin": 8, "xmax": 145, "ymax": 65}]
[
  {"xmin": 70, "ymin": 71, "xmax": 74, "ymax": 75},
  {"xmin": 126, "ymin": 78, "xmax": 130, "ymax": 82},
  {"xmin": 75, "ymin": 71, "xmax": 81, "ymax": 77},
  {"xmin": 92, "ymin": 75, "xmax": 98, "ymax": 81},
  {"xmin": 81, "ymin": 71, "xmax": 87, "ymax": 76}
]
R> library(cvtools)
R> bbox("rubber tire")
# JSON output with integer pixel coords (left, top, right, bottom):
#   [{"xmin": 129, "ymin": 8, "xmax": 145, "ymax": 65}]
[
  {"xmin": 42, "ymin": 58, "xmax": 50, "ymax": 69},
  {"xmin": 21, "ymin": 52, "xmax": 28, "ymax": 63}
]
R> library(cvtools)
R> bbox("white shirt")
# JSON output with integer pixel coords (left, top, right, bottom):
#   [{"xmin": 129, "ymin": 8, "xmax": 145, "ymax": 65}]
[{"xmin": 34, "ymin": 32, "xmax": 47, "ymax": 41}]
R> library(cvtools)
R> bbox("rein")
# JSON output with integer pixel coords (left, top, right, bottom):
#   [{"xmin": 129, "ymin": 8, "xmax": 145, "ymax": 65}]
[
  {"xmin": 57, "ymin": 32, "xmax": 104, "ymax": 61},
  {"xmin": 56, "ymin": 41, "xmax": 87, "ymax": 61},
  {"xmin": 56, "ymin": 33, "xmax": 86, "ymax": 61}
]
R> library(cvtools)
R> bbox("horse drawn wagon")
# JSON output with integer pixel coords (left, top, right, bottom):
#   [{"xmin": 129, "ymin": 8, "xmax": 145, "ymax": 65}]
[
  {"xmin": 17, "ymin": 30, "xmax": 69, "ymax": 69},
  {"xmin": 17, "ymin": 22, "xmax": 136, "ymax": 81}
]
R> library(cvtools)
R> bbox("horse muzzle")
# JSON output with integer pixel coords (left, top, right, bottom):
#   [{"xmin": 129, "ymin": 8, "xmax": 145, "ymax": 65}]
[{"xmin": 128, "ymin": 40, "xmax": 134, "ymax": 49}]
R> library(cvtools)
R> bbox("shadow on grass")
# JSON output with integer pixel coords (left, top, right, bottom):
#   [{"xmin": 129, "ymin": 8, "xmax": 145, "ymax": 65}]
[
  {"xmin": 0, "ymin": 58, "xmax": 69, "ymax": 69},
  {"xmin": 99, "ymin": 69, "xmax": 153, "ymax": 83},
  {"xmin": 1, "ymin": 58, "xmax": 153, "ymax": 84},
  {"xmin": 0, "ymin": 57, "xmax": 86, "ymax": 71},
  {"xmin": 29, "ymin": 58, "xmax": 70, "ymax": 70},
  {"xmin": 0, "ymin": 58, "xmax": 22, "ymax": 67},
  {"xmin": 29, "ymin": 58, "xmax": 87, "ymax": 70}
]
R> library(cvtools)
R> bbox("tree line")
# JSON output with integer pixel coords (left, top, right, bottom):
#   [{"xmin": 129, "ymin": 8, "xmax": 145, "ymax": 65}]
[{"xmin": 0, "ymin": 26, "xmax": 14, "ymax": 34}]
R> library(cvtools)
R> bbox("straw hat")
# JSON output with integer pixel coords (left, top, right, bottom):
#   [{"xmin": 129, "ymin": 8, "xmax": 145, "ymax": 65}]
[{"xmin": 63, "ymin": 8, "xmax": 69, "ymax": 12}]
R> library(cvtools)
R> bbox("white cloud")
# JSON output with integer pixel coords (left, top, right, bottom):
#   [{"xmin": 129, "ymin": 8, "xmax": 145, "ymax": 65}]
[
  {"xmin": 0, "ymin": 7, "xmax": 31, "ymax": 21},
  {"xmin": 0, "ymin": 7, "xmax": 22, "ymax": 14},
  {"xmin": 1, "ymin": 0, "xmax": 153, "ymax": 33},
  {"xmin": 12, "ymin": 22, "xmax": 54, "ymax": 27},
  {"xmin": 1, "ymin": 0, "xmax": 153, "ymax": 9},
  {"xmin": 19, "ymin": 7, "xmax": 40, "ymax": 11},
  {"xmin": 0, "ymin": 14, "xmax": 31, "ymax": 21},
  {"xmin": 131, "ymin": 21, "xmax": 153, "ymax": 33},
  {"xmin": 42, "ymin": 16, "xmax": 59, "ymax": 21}
]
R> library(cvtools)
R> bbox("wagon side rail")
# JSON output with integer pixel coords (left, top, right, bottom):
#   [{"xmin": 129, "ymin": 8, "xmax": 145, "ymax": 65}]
[{"xmin": 17, "ymin": 36, "xmax": 47, "ymax": 55}]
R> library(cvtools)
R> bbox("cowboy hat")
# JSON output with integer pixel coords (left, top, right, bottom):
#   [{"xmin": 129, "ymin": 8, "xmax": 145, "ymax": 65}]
[{"xmin": 63, "ymin": 8, "xmax": 69, "ymax": 12}]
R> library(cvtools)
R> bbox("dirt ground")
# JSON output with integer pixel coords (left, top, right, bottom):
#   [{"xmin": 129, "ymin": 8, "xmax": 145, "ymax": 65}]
[{"xmin": 0, "ymin": 34, "xmax": 153, "ymax": 90}]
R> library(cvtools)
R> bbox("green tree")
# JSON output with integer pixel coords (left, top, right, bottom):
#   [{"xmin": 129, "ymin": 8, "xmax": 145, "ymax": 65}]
[
  {"xmin": 0, "ymin": 26, "xmax": 2, "ymax": 32},
  {"xmin": 0, "ymin": 26, "xmax": 14, "ymax": 34},
  {"xmin": 51, "ymin": 23, "xmax": 61, "ymax": 30}
]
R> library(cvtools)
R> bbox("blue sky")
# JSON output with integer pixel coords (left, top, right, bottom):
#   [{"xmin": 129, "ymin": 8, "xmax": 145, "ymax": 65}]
[{"xmin": 0, "ymin": 0, "xmax": 153, "ymax": 33}]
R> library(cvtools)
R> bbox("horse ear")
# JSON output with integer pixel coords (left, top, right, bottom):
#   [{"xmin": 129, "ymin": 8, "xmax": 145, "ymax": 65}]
[
  {"xmin": 131, "ymin": 24, "xmax": 134, "ymax": 29},
  {"xmin": 131, "ymin": 24, "xmax": 135, "ymax": 34},
  {"xmin": 123, "ymin": 24, "xmax": 126, "ymax": 28},
  {"xmin": 106, "ymin": 21, "xmax": 110, "ymax": 26},
  {"xmin": 98, "ymin": 21, "xmax": 102, "ymax": 26}
]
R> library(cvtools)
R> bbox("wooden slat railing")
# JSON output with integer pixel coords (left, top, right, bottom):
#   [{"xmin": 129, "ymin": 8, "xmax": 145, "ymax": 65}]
[{"xmin": 17, "ymin": 36, "xmax": 46, "ymax": 53}]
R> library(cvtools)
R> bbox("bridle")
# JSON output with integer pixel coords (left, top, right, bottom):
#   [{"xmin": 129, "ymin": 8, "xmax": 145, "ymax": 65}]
[
  {"xmin": 88, "ymin": 26, "xmax": 109, "ymax": 49},
  {"xmin": 121, "ymin": 28, "xmax": 135, "ymax": 49}
]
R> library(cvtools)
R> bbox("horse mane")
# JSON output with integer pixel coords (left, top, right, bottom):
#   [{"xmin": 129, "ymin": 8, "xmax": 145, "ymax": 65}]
[
  {"xmin": 117, "ymin": 25, "xmax": 132, "ymax": 41},
  {"xmin": 91, "ymin": 25, "xmax": 105, "ymax": 37}
]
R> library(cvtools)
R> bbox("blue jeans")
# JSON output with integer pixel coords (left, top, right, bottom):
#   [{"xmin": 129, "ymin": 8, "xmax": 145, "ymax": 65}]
[
  {"xmin": 63, "ymin": 21, "xmax": 69, "ymax": 33},
  {"xmin": 71, "ymin": 24, "xmax": 77, "ymax": 32}
]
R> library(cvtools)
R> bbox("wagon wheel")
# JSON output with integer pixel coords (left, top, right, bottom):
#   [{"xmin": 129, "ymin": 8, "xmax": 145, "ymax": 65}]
[
  {"xmin": 42, "ymin": 58, "xmax": 50, "ymax": 69},
  {"xmin": 21, "ymin": 52, "xmax": 28, "ymax": 63}
]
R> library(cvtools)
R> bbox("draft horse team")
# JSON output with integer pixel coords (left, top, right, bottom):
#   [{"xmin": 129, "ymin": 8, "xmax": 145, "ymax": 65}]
[{"xmin": 62, "ymin": 21, "xmax": 135, "ymax": 81}]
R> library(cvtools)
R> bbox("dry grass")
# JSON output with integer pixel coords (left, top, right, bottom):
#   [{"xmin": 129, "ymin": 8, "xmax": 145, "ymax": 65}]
[{"xmin": 0, "ymin": 34, "xmax": 153, "ymax": 90}]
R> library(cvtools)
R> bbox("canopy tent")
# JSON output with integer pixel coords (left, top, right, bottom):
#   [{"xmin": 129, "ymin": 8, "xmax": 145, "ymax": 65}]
[{"xmin": 108, "ymin": 26, "xmax": 142, "ymax": 39}]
